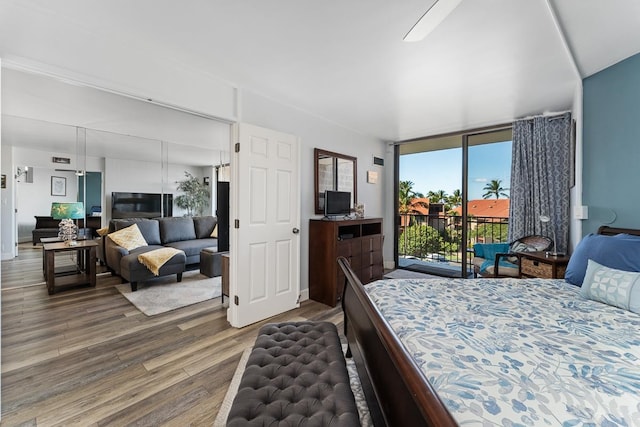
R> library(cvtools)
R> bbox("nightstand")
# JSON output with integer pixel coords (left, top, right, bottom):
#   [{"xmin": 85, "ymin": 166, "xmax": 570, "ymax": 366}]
[{"xmin": 519, "ymin": 251, "xmax": 570, "ymax": 279}]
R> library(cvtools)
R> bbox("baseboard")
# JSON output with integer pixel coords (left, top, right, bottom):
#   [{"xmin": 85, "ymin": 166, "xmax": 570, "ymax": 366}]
[
  {"xmin": 384, "ymin": 260, "xmax": 395, "ymax": 270},
  {"xmin": 299, "ymin": 288, "xmax": 309, "ymax": 302}
]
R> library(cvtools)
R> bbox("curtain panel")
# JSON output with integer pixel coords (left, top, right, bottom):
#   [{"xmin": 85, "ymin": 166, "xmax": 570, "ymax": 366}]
[{"xmin": 508, "ymin": 113, "xmax": 572, "ymax": 253}]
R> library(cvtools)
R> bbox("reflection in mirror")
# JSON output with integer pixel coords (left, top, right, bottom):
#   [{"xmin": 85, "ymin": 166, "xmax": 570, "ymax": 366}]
[
  {"xmin": 4, "ymin": 114, "xmax": 228, "ymax": 250},
  {"xmin": 337, "ymin": 158, "xmax": 354, "ymax": 193},
  {"xmin": 86, "ymin": 128, "xmax": 163, "ymax": 220},
  {"xmin": 15, "ymin": 166, "xmax": 33, "ymax": 183},
  {"xmin": 314, "ymin": 148, "xmax": 357, "ymax": 214},
  {"xmin": 6, "ymin": 117, "xmax": 80, "ymax": 245},
  {"xmin": 316, "ymin": 154, "xmax": 334, "ymax": 204},
  {"xmin": 1, "ymin": 67, "xmax": 231, "ymax": 291}
]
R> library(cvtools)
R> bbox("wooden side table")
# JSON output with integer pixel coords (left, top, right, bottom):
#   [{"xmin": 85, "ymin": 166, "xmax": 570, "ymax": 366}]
[
  {"xmin": 519, "ymin": 251, "xmax": 570, "ymax": 279},
  {"xmin": 43, "ymin": 240, "xmax": 98, "ymax": 294}
]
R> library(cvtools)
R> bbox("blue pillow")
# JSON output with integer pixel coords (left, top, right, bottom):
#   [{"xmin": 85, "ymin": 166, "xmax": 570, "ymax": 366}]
[{"xmin": 565, "ymin": 233, "xmax": 640, "ymax": 286}]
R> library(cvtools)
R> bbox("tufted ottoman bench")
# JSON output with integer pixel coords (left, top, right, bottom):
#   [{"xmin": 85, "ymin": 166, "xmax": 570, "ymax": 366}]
[{"xmin": 226, "ymin": 321, "xmax": 361, "ymax": 426}]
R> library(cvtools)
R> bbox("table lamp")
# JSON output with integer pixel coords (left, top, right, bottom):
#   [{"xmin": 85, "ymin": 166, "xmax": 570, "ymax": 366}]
[
  {"xmin": 539, "ymin": 214, "xmax": 563, "ymax": 257},
  {"xmin": 51, "ymin": 202, "xmax": 84, "ymax": 245}
]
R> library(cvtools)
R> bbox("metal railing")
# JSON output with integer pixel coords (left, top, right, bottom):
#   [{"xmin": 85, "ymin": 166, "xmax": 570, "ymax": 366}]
[{"xmin": 398, "ymin": 213, "xmax": 509, "ymax": 267}]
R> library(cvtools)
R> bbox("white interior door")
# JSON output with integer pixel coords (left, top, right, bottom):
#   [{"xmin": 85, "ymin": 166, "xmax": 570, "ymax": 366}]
[{"xmin": 228, "ymin": 123, "xmax": 300, "ymax": 328}]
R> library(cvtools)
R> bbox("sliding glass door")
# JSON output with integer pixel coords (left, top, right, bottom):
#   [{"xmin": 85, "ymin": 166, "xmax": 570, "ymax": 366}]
[
  {"xmin": 398, "ymin": 136, "xmax": 463, "ymax": 276},
  {"xmin": 396, "ymin": 127, "xmax": 512, "ymax": 278}
]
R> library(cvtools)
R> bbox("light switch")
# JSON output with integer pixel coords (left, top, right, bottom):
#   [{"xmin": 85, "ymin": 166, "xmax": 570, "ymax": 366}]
[{"xmin": 574, "ymin": 205, "xmax": 588, "ymax": 220}]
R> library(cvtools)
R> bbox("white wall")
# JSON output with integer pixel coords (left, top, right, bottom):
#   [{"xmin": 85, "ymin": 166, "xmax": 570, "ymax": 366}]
[
  {"xmin": 569, "ymin": 81, "xmax": 584, "ymax": 251},
  {"xmin": 240, "ymin": 89, "xmax": 388, "ymax": 292}
]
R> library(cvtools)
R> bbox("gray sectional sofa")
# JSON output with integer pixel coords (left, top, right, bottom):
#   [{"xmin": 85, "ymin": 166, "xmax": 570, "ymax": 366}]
[{"xmin": 104, "ymin": 216, "xmax": 218, "ymax": 290}]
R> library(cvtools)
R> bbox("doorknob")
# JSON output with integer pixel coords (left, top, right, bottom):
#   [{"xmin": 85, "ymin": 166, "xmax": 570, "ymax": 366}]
[{"xmin": 292, "ymin": 228, "xmax": 300, "ymax": 234}]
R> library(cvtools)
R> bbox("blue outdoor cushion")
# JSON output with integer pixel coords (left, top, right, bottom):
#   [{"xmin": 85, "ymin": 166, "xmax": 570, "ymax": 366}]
[
  {"xmin": 474, "ymin": 243, "xmax": 509, "ymax": 259},
  {"xmin": 474, "ymin": 243, "xmax": 512, "ymax": 275},
  {"xmin": 565, "ymin": 233, "xmax": 640, "ymax": 286}
]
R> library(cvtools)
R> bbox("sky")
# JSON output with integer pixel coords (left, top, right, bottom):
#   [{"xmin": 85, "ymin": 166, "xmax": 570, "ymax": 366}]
[{"xmin": 399, "ymin": 141, "xmax": 512, "ymax": 201}]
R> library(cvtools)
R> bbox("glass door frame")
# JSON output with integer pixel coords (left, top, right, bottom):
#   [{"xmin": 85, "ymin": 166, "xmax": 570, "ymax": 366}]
[{"xmin": 394, "ymin": 123, "xmax": 513, "ymax": 277}]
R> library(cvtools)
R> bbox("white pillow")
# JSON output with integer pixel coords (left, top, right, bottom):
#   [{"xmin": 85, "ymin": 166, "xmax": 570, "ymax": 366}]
[
  {"xmin": 580, "ymin": 259, "xmax": 640, "ymax": 314},
  {"xmin": 210, "ymin": 224, "xmax": 218, "ymax": 238},
  {"xmin": 108, "ymin": 224, "xmax": 148, "ymax": 251}
]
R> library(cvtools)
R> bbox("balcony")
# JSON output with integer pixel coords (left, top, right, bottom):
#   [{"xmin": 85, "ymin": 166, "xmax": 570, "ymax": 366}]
[{"xmin": 398, "ymin": 213, "xmax": 509, "ymax": 277}]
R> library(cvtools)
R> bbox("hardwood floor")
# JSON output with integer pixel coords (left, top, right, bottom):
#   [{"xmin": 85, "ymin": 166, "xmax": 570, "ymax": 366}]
[{"xmin": 1, "ymin": 244, "xmax": 342, "ymax": 426}]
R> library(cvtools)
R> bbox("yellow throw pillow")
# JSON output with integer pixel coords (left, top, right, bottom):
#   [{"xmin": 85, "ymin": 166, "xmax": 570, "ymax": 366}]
[
  {"xmin": 96, "ymin": 227, "xmax": 109, "ymax": 237},
  {"xmin": 108, "ymin": 224, "xmax": 148, "ymax": 251},
  {"xmin": 210, "ymin": 224, "xmax": 218, "ymax": 238}
]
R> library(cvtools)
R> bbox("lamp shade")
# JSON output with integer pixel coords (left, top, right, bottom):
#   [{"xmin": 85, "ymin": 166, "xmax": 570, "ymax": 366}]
[{"xmin": 51, "ymin": 202, "xmax": 84, "ymax": 220}]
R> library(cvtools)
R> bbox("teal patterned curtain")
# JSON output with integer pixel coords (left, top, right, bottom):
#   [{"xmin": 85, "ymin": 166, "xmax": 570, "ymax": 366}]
[{"xmin": 508, "ymin": 113, "xmax": 572, "ymax": 253}]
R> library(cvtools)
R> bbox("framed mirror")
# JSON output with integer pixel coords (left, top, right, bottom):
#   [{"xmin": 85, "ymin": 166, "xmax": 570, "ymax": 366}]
[{"xmin": 314, "ymin": 148, "xmax": 357, "ymax": 214}]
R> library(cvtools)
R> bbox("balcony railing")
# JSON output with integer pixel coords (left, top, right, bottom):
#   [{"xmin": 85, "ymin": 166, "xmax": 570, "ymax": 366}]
[{"xmin": 398, "ymin": 213, "xmax": 509, "ymax": 268}]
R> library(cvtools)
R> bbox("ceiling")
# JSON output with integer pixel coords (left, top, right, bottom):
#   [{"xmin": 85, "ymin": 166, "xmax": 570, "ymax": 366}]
[{"xmin": 1, "ymin": 0, "xmax": 640, "ymax": 146}]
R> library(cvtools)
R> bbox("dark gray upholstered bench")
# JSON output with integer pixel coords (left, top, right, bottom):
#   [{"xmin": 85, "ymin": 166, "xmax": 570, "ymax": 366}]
[
  {"xmin": 226, "ymin": 321, "xmax": 360, "ymax": 426},
  {"xmin": 200, "ymin": 247, "xmax": 226, "ymax": 278}
]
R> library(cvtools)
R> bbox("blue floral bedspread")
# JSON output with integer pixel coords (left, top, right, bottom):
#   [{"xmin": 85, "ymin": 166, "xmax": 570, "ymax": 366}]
[{"xmin": 364, "ymin": 278, "xmax": 640, "ymax": 426}]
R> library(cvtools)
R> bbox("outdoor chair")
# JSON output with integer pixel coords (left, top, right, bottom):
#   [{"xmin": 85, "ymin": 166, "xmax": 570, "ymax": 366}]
[{"xmin": 472, "ymin": 235, "xmax": 552, "ymax": 278}]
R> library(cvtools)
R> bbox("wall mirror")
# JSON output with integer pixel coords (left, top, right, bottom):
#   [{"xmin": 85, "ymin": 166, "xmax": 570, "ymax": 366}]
[
  {"xmin": 314, "ymin": 148, "xmax": 357, "ymax": 214},
  {"xmin": 2, "ymin": 67, "xmax": 230, "ymax": 255}
]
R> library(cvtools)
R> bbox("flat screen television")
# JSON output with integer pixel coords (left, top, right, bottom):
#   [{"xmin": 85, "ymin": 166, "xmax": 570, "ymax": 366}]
[
  {"xmin": 324, "ymin": 190, "xmax": 351, "ymax": 217},
  {"xmin": 111, "ymin": 192, "xmax": 173, "ymax": 219}
]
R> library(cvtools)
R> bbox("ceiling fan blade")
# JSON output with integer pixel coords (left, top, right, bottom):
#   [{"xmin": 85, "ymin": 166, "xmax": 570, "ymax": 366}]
[{"xmin": 403, "ymin": 0, "xmax": 463, "ymax": 42}]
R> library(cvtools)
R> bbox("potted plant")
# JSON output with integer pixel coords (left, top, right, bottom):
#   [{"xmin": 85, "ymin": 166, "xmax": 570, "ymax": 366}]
[{"xmin": 175, "ymin": 171, "xmax": 209, "ymax": 216}]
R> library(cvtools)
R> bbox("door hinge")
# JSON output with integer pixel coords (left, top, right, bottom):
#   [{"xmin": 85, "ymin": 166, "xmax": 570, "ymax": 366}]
[
  {"xmin": 235, "ymin": 142, "xmax": 240, "ymax": 153},
  {"xmin": 234, "ymin": 295, "xmax": 239, "ymax": 305},
  {"xmin": 234, "ymin": 219, "xmax": 239, "ymax": 229}
]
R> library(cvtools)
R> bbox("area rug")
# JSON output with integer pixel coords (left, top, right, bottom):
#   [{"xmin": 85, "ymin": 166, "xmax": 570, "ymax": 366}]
[
  {"xmin": 384, "ymin": 268, "xmax": 440, "ymax": 279},
  {"xmin": 115, "ymin": 270, "xmax": 221, "ymax": 316},
  {"xmin": 213, "ymin": 346, "xmax": 372, "ymax": 426}
]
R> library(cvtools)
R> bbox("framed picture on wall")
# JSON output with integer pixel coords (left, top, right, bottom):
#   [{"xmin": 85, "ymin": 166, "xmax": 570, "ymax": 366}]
[{"xmin": 51, "ymin": 176, "xmax": 66, "ymax": 196}]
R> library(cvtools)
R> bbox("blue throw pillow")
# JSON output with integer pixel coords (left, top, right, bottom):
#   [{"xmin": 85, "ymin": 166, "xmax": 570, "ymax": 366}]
[{"xmin": 565, "ymin": 233, "xmax": 640, "ymax": 286}]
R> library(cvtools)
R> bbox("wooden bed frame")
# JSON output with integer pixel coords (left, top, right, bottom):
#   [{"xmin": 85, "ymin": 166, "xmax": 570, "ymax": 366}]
[{"xmin": 338, "ymin": 225, "xmax": 640, "ymax": 427}]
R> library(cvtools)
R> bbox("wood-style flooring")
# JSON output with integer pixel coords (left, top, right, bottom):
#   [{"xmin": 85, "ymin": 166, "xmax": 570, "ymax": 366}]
[{"xmin": 1, "ymin": 244, "xmax": 341, "ymax": 426}]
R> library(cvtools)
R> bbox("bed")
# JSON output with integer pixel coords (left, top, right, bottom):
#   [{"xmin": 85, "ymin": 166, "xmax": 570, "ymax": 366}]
[{"xmin": 338, "ymin": 226, "xmax": 640, "ymax": 426}]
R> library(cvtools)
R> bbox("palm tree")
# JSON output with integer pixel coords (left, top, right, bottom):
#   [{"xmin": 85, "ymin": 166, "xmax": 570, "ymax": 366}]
[
  {"xmin": 427, "ymin": 189, "xmax": 448, "ymax": 204},
  {"xmin": 446, "ymin": 189, "xmax": 462, "ymax": 209},
  {"xmin": 399, "ymin": 181, "xmax": 428, "ymax": 216},
  {"xmin": 398, "ymin": 181, "xmax": 429, "ymax": 253},
  {"xmin": 398, "ymin": 180, "xmax": 417, "ymax": 215},
  {"xmin": 482, "ymin": 179, "xmax": 509, "ymax": 199}
]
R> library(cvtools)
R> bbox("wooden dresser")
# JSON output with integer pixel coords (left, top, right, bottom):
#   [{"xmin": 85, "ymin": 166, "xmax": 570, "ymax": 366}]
[{"xmin": 309, "ymin": 217, "xmax": 383, "ymax": 306}]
